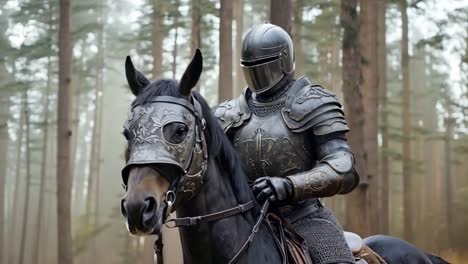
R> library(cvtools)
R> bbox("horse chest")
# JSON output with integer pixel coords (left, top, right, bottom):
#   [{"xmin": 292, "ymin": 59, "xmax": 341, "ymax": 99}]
[{"xmin": 233, "ymin": 111, "xmax": 314, "ymax": 181}]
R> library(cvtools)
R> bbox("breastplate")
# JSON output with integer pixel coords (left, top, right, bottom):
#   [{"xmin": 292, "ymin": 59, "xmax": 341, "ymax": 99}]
[{"xmin": 233, "ymin": 108, "xmax": 315, "ymax": 182}]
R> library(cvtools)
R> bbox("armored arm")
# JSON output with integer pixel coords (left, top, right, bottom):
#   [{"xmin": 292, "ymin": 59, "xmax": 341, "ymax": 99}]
[
  {"xmin": 281, "ymin": 78, "xmax": 359, "ymax": 201},
  {"xmin": 286, "ymin": 134, "xmax": 359, "ymax": 201}
]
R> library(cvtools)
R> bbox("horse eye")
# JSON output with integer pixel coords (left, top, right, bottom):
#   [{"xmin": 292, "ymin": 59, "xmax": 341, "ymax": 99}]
[
  {"xmin": 176, "ymin": 127, "xmax": 187, "ymax": 137},
  {"xmin": 163, "ymin": 122, "xmax": 188, "ymax": 144}
]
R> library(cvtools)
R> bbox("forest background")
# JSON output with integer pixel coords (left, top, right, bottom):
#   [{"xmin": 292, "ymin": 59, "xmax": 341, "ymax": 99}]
[{"xmin": 0, "ymin": 0, "xmax": 467, "ymax": 263}]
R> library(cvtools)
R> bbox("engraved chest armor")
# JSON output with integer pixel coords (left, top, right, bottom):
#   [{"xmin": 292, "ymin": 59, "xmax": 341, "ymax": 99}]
[{"xmin": 232, "ymin": 100, "xmax": 315, "ymax": 182}]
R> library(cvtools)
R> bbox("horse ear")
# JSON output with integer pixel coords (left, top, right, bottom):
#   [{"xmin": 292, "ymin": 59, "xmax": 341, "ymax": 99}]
[
  {"xmin": 179, "ymin": 49, "xmax": 203, "ymax": 96},
  {"xmin": 125, "ymin": 56, "xmax": 150, "ymax": 96}
]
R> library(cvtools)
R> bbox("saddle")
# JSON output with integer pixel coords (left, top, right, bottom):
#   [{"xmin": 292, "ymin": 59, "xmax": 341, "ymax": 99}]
[
  {"xmin": 266, "ymin": 214, "xmax": 386, "ymax": 264},
  {"xmin": 266, "ymin": 213, "xmax": 312, "ymax": 264},
  {"xmin": 344, "ymin": 231, "xmax": 387, "ymax": 264}
]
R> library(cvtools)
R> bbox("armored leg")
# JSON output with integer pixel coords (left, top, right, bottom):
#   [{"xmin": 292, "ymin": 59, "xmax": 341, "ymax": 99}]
[{"xmin": 292, "ymin": 206, "xmax": 355, "ymax": 264}]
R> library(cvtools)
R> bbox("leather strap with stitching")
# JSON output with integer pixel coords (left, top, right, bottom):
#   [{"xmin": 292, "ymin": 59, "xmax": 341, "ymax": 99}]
[{"xmin": 165, "ymin": 201, "xmax": 255, "ymax": 227}]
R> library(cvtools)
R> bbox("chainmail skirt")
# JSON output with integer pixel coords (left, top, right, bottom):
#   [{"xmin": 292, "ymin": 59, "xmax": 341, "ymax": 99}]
[{"xmin": 292, "ymin": 206, "xmax": 355, "ymax": 264}]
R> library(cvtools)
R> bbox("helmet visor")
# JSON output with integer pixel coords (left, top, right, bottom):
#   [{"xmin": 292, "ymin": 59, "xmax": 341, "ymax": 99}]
[{"xmin": 241, "ymin": 58, "xmax": 284, "ymax": 94}]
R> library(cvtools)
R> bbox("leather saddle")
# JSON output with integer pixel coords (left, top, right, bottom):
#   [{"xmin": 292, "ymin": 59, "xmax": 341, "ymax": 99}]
[{"xmin": 344, "ymin": 231, "xmax": 387, "ymax": 264}]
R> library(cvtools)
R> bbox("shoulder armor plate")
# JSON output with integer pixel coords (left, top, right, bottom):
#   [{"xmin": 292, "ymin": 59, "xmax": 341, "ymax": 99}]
[
  {"xmin": 281, "ymin": 76, "xmax": 350, "ymax": 135},
  {"xmin": 213, "ymin": 88, "xmax": 251, "ymax": 133}
]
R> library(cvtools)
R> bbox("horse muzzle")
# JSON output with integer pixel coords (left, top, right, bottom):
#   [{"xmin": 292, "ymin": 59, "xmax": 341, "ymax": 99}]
[{"xmin": 121, "ymin": 193, "xmax": 159, "ymax": 235}]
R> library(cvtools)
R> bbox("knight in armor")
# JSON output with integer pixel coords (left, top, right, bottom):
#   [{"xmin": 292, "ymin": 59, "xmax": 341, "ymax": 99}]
[{"xmin": 213, "ymin": 23, "xmax": 359, "ymax": 264}]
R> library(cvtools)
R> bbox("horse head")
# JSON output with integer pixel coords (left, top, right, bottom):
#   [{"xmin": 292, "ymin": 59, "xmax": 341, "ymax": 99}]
[{"xmin": 120, "ymin": 50, "xmax": 207, "ymax": 236}]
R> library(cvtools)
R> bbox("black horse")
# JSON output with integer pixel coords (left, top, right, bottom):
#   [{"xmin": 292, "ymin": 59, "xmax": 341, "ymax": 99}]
[{"xmin": 120, "ymin": 50, "xmax": 449, "ymax": 264}]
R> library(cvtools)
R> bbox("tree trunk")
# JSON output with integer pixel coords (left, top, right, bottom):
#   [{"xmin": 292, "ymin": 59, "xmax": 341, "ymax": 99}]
[
  {"xmin": 152, "ymin": 0, "xmax": 164, "ymax": 79},
  {"xmin": 32, "ymin": 53, "xmax": 53, "ymax": 264},
  {"xmin": 172, "ymin": 2, "xmax": 179, "ymax": 79},
  {"xmin": 340, "ymin": 0, "xmax": 369, "ymax": 236},
  {"xmin": 87, "ymin": 0, "xmax": 105, "ymax": 260},
  {"xmin": 330, "ymin": 38, "xmax": 341, "ymax": 96},
  {"xmin": 270, "ymin": 0, "xmax": 292, "ymax": 35},
  {"xmin": 0, "ymin": 79, "xmax": 9, "ymax": 264},
  {"xmin": 234, "ymin": 0, "xmax": 244, "ymax": 95},
  {"xmin": 377, "ymin": 0, "xmax": 389, "ymax": 234},
  {"xmin": 191, "ymin": 0, "xmax": 201, "ymax": 55},
  {"xmin": 8, "ymin": 92, "xmax": 25, "ymax": 264},
  {"xmin": 0, "ymin": 101, "xmax": 9, "ymax": 264},
  {"xmin": 444, "ymin": 117, "xmax": 455, "ymax": 248},
  {"xmin": 86, "ymin": 0, "xmax": 105, "ymax": 226},
  {"xmin": 219, "ymin": 0, "xmax": 233, "ymax": 102},
  {"xmin": 292, "ymin": 0, "xmax": 302, "ymax": 76},
  {"xmin": 18, "ymin": 89, "xmax": 32, "ymax": 264},
  {"xmin": 57, "ymin": 0, "xmax": 74, "ymax": 262},
  {"xmin": 0, "ymin": 17, "xmax": 10, "ymax": 264},
  {"xmin": 360, "ymin": 0, "xmax": 379, "ymax": 234},
  {"xmin": 400, "ymin": 0, "xmax": 412, "ymax": 243}
]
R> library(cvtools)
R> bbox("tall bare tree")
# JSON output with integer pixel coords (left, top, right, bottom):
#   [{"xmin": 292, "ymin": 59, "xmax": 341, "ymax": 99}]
[
  {"xmin": 444, "ymin": 116, "xmax": 455, "ymax": 247},
  {"xmin": 400, "ymin": 0, "xmax": 413, "ymax": 242},
  {"xmin": 18, "ymin": 90, "xmax": 32, "ymax": 264},
  {"xmin": 292, "ymin": 0, "xmax": 302, "ymax": 76},
  {"xmin": 8, "ymin": 92, "xmax": 24, "ymax": 264},
  {"xmin": 360, "ymin": 0, "xmax": 379, "ymax": 234},
  {"xmin": 377, "ymin": 0, "xmax": 389, "ymax": 234},
  {"xmin": 172, "ymin": 1, "xmax": 180, "ymax": 79},
  {"xmin": 270, "ymin": 0, "xmax": 292, "ymax": 34},
  {"xmin": 340, "ymin": 0, "xmax": 369, "ymax": 236},
  {"xmin": 0, "ymin": 107, "xmax": 6, "ymax": 264},
  {"xmin": 152, "ymin": 0, "xmax": 165, "ymax": 78},
  {"xmin": 0, "ymin": 68, "xmax": 8, "ymax": 264},
  {"xmin": 87, "ymin": 0, "xmax": 105, "ymax": 228},
  {"xmin": 33, "ymin": 53, "xmax": 53, "ymax": 263},
  {"xmin": 219, "ymin": 0, "xmax": 233, "ymax": 102},
  {"xmin": 234, "ymin": 0, "xmax": 244, "ymax": 95},
  {"xmin": 191, "ymin": 0, "xmax": 201, "ymax": 56},
  {"xmin": 57, "ymin": 0, "xmax": 74, "ymax": 262}
]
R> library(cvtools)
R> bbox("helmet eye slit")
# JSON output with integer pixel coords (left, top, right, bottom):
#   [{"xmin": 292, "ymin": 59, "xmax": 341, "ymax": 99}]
[
  {"xmin": 241, "ymin": 56, "xmax": 279, "ymax": 67},
  {"xmin": 162, "ymin": 122, "xmax": 189, "ymax": 145}
]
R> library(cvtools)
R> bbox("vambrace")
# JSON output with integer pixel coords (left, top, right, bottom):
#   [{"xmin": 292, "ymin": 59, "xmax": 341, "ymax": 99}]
[{"xmin": 286, "ymin": 139, "xmax": 359, "ymax": 201}]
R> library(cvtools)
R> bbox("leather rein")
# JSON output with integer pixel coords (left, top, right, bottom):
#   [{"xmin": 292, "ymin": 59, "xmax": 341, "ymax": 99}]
[{"xmin": 154, "ymin": 197, "xmax": 270, "ymax": 264}]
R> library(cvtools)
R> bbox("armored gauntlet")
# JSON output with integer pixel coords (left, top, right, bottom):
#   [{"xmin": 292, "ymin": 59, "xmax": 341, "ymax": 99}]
[{"xmin": 287, "ymin": 138, "xmax": 359, "ymax": 201}]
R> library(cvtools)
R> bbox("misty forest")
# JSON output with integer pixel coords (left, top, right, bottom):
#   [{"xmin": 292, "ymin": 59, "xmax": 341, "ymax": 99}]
[{"xmin": 0, "ymin": 0, "xmax": 467, "ymax": 263}]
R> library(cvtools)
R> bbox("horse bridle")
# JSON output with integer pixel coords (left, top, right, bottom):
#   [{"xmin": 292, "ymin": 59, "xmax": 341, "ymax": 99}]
[
  {"xmin": 138, "ymin": 96, "xmax": 270, "ymax": 264},
  {"xmin": 154, "ymin": 192, "xmax": 269, "ymax": 264}
]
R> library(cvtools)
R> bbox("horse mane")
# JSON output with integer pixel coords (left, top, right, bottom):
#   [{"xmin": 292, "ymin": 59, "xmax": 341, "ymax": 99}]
[{"xmin": 131, "ymin": 79, "xmax": 255, "ymax": 205}]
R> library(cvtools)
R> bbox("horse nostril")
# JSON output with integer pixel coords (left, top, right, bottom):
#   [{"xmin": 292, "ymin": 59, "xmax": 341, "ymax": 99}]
[
  {"xmin": 144, "ymin": 196, "xmax": 156, "ymax": 214},
  {"xmin": 142, "ymin": 196, "xmax": 157, "ymax": 227},
  {"xmin": 121, "ymin": 199, "xmax": 128, "ymax": 218}
]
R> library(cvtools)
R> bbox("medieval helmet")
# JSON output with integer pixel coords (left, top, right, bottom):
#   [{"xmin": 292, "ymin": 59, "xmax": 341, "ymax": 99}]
[{"xmin": 241, "ymin": 23, "xmax": 295, "ymax": 94}]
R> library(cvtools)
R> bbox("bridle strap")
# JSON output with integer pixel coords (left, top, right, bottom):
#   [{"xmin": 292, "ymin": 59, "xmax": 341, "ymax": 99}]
[
  {"xmin": 227, "ymin": 200, "xmax": 270, "ymax": 264},
  {"xmin": 165, "ymin": 200, "xmax": 255, "ymax": 227},
  {"xmin": 154, "ymin": 232, "xmax": 164, "ymax": 264},
  {"xmin": 154, "ymin": 200, "xmax": 269, "ymax": 264}
]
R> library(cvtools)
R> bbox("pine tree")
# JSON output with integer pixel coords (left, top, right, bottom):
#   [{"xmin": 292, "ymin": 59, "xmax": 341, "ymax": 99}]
[
  {"xmin": 270, "ymin": 0, "xmax": 292, "ymax": 34},
  {"xmin": 219, "ymin": 0, "xmax": 233, "ymax": 102},
  {"xmin": 340, "ymin": 0, "xmax": 369, "ymax": 236},
  {"xmin": 360, "ymin": 0, "xmax": 380, "ymax": 234},
  {"xmin": 400, "ymin": 0, "xmax": 413, "ymax": 243},
  {"xmin": 57, "ymin": 0, "xmax": 74, "ymax": 262}
]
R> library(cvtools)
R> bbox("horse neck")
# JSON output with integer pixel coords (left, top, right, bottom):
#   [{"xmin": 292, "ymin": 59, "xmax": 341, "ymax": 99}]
[{"xmin": 175, "ymin": 158, "xmax": 280, "ymax": 264}]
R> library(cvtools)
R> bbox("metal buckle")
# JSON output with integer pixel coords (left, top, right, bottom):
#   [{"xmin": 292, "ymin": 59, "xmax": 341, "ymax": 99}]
[
  {"xmin": 165, "ymin": 190, "xmax": 176, "ymax": 217},
  {"xmin": 189, "ymin": 216, "xmax": 201, "ymax": 226}
]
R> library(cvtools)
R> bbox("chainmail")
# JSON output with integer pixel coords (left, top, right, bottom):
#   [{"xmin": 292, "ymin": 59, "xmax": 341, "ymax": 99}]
[
  {"xmin": 247, "ymin": 97, "xmax": 285, "ymax": 117},
  {"xmin": 292, "ymin": 206, "xmax": 355, "ymax": 264},
  {"xmin": 247, "ymin": 76, "xmax": 294, "ymax": 117}
]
